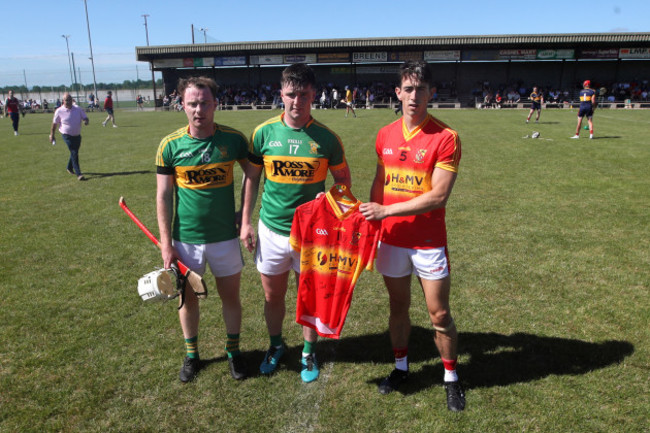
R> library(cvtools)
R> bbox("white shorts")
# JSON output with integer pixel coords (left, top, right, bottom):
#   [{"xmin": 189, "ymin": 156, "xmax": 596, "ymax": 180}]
[
  {"xmin": 376, "ymin": 242, "xmax": 449, "ymax": 280},
  {"xmin": 173, "ymin": 238, "xmax": 243, "ymax": 278},
  {"xmin": 255, "ymin": 219, "xmax": 300, "ymax": 275}
]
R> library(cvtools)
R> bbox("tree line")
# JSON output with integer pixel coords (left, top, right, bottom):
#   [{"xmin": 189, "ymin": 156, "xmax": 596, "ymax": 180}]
[{"xmin": 1, "ymin": 78, "xmax": 164, "ymax": 94}]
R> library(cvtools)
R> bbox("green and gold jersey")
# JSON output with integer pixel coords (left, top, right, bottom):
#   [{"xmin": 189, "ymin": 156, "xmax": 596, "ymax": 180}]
[
  {"xmin": 249, "ymin": 113, "xmax": 348, "ymax": 236},
  {"xmin": 156, "ymin": 123, "xmax": 248, "ymax": 244}
]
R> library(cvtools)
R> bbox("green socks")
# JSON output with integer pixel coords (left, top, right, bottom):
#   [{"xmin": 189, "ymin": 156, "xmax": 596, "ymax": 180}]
[
  {"xmin": 225, "ymin": 333, "xmax": 241, "ymax": 358},
  {"xmin": 185, "ymin": 336, "xmax": 199, "ymax": 359},
  {"xmin": 302, "ymin": 340, "xmax": 315, "ymax": 356},
  {"xmin": 270, "ymin": 334, "xmax": 283, "ymax": 348}
]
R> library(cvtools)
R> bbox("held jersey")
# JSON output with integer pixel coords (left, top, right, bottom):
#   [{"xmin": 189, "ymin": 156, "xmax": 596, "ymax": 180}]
[
  {"xmin": 376, "ymin": 114, "xmax": 461, "ymax": 249},
  {"xmin": 249, "ymin": 113, "xmax": 348, "ymax": 236},
  {"xmin": 290, "ymin": 184, "xmax": 381, "ymax": 339},
  {"xmin": 579, "ymin": 88, "xmax": 596, "ymax": 109},
  {"xmin": 156, "ymin": 123, "xmax": 248, "ymax": 244}
]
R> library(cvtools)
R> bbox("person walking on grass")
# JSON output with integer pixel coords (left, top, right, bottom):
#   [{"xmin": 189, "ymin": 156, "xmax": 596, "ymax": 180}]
[
  {"xmin": 49, "ymin": 92, "xmax": 89, "ymax": 181},
  {"xmin": 102, "ymin": 90, "xmax": 117, "ymax": 127},
  {"xmin": 5, "ymin": 90, "xmax": 22, "ymax": 136},
  {"xmin": 526, "ymin": 86, "xmax": 543, "ymax": 123}
]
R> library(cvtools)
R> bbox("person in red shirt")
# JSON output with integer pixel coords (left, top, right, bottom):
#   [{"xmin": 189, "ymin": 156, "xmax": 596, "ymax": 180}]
[
  {"xmin": 360, "ymin": 60, "xmax": 465, "ymax": 411},
  {"xmin": 101, "ymin": 90, "xmax": 117, "ymax": 127},
  {"xmin": 4, "ymin": 90, "xmax": 21, "ymax": 136}
]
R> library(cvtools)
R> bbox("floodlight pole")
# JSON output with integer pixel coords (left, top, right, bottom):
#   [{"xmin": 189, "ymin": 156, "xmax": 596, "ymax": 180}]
[
  {"xmin": 71, "ymin": 52, "xmax": 81, "ymax": 102},
  {"xmin": 142, "ymin": 14, "xmax": 150, "ymax": 46},
  {"xmin": 200, "ymin": 27, "xmax": 208, "ymax": 44},
  {"xmin": 83, "ymin": 0, "xmax": 98, "ymax": 104},
  {"xmin": 62, "ymin": 35, "xmax": 75, "ymax": 90},
  {"xmin": 142, "ymin": 13, "xmax": 158, "ymax": 106},
  {"xmin": 23, "ymin": 70, "xmax": 29, "ymax": 99}
]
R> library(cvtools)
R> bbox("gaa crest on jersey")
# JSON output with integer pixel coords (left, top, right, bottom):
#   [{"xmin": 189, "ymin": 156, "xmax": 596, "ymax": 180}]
[
  {"xmin": 217, "ymin": 144, "xmax": 229, "ymax": 159},
  {"xmin": 309, "ymin": 141, "xmax": 320, "ymax": 155},
  {"xmin": 415, "ymin": 149, "xmax": 427, "ymax": 163}
]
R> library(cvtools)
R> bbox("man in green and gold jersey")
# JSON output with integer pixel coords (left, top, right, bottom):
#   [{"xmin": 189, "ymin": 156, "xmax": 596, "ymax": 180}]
[
  {"xmin": 156, "ymin": 76, "xmax": 255, "ymax": 383},
  {"xmin": 240, "ymin": 64, "xmax": 351, "ymax": 382}
]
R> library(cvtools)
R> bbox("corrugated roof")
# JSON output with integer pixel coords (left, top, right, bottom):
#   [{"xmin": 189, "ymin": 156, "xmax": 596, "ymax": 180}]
[{"xmin": 136, "ymin": 33, "xmax": 650, "ymax": 60}]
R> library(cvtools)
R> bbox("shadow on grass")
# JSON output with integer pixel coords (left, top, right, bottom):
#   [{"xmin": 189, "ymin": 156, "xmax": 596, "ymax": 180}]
[
  {"xmin": 333, "ymin": 327, "xmax": 632, "ymax": 393},
  {"xmin": 84, "ymin": 170, "xmax": 152, "ymax": 179},
  {"xmin": 198, "ymin": 328, "xmax": 633, "ymax": 390}
]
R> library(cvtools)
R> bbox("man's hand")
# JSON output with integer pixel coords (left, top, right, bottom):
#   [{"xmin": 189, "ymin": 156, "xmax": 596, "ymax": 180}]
[
  {"xmin": 239, "ymin": 222, "xmax": 256, "ymax": 253},
  {"xmin": 359, "ymin": 202, "xmax": 389, "ymax": 221},
  {"xmin": 160, "ymin": 243, "xmax": 180, "ymax": 270}
]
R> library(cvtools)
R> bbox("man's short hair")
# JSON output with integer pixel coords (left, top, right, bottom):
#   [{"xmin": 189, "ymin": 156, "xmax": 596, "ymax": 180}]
[
  {"xmin": 281, "ymin": 63, "xmax": 316, "ymax": 90},
  {"xmin": 177, "ymin": 76, "xmax": 218, "ymax": 99},
  {"xmin": 399, "ymin": 61, "xmax": 433, "ymax": 87}
]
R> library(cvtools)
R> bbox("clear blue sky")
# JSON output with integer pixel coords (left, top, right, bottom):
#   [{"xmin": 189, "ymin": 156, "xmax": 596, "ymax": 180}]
[{"xmin": 2, "ymin": 0, "xmax": 647, "ymax": 87}]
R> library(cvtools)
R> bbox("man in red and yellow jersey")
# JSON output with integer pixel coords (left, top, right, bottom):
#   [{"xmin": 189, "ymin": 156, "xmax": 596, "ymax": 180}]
[{"xmin": 360, "ymin": 60, "xmax": 465, "ymax": 411}]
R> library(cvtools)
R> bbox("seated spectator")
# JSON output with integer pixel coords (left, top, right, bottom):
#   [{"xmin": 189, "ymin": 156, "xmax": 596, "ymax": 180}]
[
  {"xmin": 483, "ymin": 92, "xmax": 493, "ymax": 109},
  {"xmin": 506, "ymin": 90, "xmax": 518, "ymax": 104},
  {"xmin": 494, "ymin": 91, "xmax": 502, "ymax": 108}
]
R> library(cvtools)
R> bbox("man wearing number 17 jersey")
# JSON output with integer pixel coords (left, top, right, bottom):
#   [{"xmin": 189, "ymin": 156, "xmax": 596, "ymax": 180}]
[
  {"xmin": 360, "ymin": 60, "xmax": 465, "ymax": 411},
  {"xmin": 240, "ymin": 64, "xmax": 351, "ymax": 382}
]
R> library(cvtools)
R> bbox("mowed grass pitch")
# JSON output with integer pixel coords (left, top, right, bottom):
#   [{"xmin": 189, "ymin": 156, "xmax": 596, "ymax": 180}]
[{"xmin": 1, "ymin": 106, "xmax": 648, "ymax": 433}]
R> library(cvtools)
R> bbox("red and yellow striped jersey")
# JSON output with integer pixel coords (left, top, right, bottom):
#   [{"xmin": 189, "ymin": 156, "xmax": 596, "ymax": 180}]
[
  {"xmin": 376, "ymin": 114, "xmax": 461, "ymax": 249},
  {"xmin": 290, "ymin": 185, "xmax": 380, "ymax": 339}
]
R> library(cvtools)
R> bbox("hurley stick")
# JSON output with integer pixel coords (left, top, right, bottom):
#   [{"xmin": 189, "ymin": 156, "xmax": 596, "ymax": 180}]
[{"xmin": 119, "ymin": 196, "xmax": 207, "ymax": 298}]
